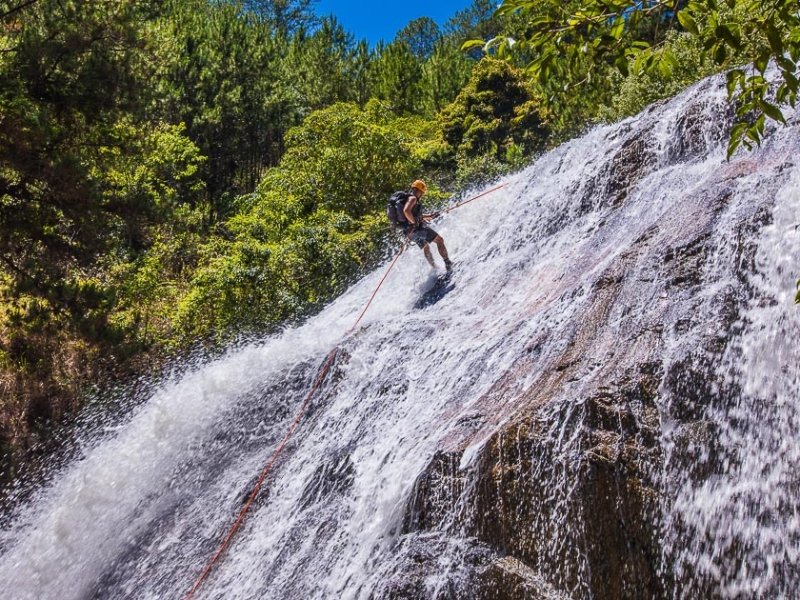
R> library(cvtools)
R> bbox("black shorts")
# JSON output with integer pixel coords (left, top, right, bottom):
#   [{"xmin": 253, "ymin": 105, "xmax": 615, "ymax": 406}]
[{"xmin": 403, "ymin": 225, "xmax": 439, "ymax": 248}]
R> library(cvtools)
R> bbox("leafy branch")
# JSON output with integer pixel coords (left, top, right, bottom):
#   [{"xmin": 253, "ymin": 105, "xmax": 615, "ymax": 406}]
[{"xmin": 465, "ymin": 0, "xmax": 800, "ymax": 158}]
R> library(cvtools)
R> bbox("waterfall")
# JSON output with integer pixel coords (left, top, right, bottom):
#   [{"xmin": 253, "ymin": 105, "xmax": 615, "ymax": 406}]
[{"xmin": 0, "ymin": 69, "xmax": 798, "ymax": 599}]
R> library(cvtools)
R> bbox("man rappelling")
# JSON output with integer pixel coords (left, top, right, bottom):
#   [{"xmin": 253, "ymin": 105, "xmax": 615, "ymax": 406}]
[{"xmin": 387, "ymin": 179, "xmax": 453, "ymax": 273}]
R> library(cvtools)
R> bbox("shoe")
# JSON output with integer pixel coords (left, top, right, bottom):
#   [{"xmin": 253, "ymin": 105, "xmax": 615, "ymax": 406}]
[{"xmin": 444, "ymin": 259, "xmax": 453, "ymax": 273}]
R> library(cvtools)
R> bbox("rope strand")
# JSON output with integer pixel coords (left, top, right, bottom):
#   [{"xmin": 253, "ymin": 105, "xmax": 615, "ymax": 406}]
[
  {"xmin": 441, "ymin": 182, "xmax": 507, "ymax": 215},
  {"xmin": 183, "ymin": 181, "xmax": 507, "ymax": 598},
  {"xmin": 184, "ymin": 248, "xmax": 406, "ymax": 599}
]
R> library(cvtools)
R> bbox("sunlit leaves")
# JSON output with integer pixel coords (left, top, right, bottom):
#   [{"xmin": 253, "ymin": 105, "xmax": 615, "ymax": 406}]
[
  {"xmin": 678, "ymin": 11, "xmax": 699, "ymax": 36},
  {"xmin": 666, "ymin": 0, "xmax": 798, "ymax": 157},
  {"xmin": 476, "ymin": 0, "xmax": 799, "ymax": 159},
  {"xmin": 156, "ymin": 0, "xmax": 295, "ymax": 214},
  {"xmin": 176, "ymin": 100, "xmax": 429, "ymax": 341},
  {"xmin": 438, "ymin": 58, "xmax": 549, "ymax": 162}
]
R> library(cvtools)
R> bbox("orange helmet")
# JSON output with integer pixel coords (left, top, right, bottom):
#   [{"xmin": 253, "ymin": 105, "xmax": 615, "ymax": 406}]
[{"xmin": 411, "ymin": 179, "xmax": 427, "ymax": 194}]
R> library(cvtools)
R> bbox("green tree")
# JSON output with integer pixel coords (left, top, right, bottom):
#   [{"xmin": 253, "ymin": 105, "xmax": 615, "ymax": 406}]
[
  {"xmin": 396, "ymin": 16, "xmax": 441, "ymax": 60},
  {"xmin": 0, "ymin": 0, "xmax": 179, "ymax": 322},
  {"xmin": 282, "ymin": 16, "xmax": 357, "ymax": 111},
  {"xmin": 446, "ymin": 0, "xmax": 503, "ymax": 43},
  {"xmin": 242, "ymin": 0, "xmax": 317, "ymax": 34},
  {"xmin": 372, "ymin": 40, "xmax": 425, "ymax": 115},
  {"xmin": 154, "ymin": 0, "xmax": 295, "ymax": 218},
  {"xmin": 439, "ymin": 58, "xmax": 550, "ymax": 162},
  {"xmin": 604, "ymin": 30, "xmax": 719, "ymax": 121},
  {"xmin": 421, "ymin": 39, "xmax": 475, "ymax": 115},
  {"xmin": 176, "ymin": 101, "xmax": 432, "ymax": 340},
  {"xmin": 0, "ymin": 0, "xmax": 207, "ymax": 473},
  {"xmin": 349, "ymin": 39, "xmax": 375, "ymax": 106}
]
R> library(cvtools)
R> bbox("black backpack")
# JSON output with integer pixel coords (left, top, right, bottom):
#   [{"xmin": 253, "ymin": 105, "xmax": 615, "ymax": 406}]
[{"xmin": 386, "ymin": 190, "xmax": 412, "ymax": 226}]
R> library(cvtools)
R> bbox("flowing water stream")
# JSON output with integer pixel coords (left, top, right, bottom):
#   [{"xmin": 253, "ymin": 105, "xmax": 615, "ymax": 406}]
[{"xmin": 0, "ymin": 71, "xmax": 798, "ymax": 599}]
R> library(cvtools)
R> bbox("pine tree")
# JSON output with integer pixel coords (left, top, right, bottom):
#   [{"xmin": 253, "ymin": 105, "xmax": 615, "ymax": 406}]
[{"xmin": 371, "ymin": 40, "xmax": 424, "ymax": 115}]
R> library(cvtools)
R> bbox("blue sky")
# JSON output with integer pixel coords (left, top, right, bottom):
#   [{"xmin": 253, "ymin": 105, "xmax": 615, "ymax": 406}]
[{"xmin": 315, "ymin": 0, "xmax": 473, "ymax": 45}]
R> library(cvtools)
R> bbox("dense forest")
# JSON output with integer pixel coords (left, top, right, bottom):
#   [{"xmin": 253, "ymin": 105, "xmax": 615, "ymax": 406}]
[{"xmin": 0, "ymin": 0, "xmax": 796, "ymax": 483}]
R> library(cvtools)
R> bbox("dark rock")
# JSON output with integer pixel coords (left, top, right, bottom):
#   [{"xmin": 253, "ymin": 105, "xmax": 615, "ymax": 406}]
[
  {"xmin": 662, "ymin": 234, "xmax": 710, "ymax": 290},
  {"xmin": 403, "ymin": 451, "xmax": 466, "ymax": 534},
  {"xmin": 299, "ymin": 446, "xmax": 355, "ymax": 509},
  {"xmin": 473, "ymin": 556, "xmax": 570, "ymax": 600},
  {"xmin": 578, "ymin": 128, "xmax": 658, "ymax": 214},
  {"xmin": 373, "ymin": 535, "xmax": 568, "ymax": 600}
]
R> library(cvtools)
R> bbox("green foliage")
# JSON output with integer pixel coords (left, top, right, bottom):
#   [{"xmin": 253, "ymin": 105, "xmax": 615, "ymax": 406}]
[
  {"xmin": 0, "ymin": 0, "xmax": 213, "ymax": 462},
  {"xmin": 454, "ymin": 151, "xmax": 513, "ymax": 188},
  {"xmin": 378, "ymin": 27, "xmax": 476, "ymax": 118},
  {"xmin": 0, "ymin": 0, "xmax": 193, "ymax": 322},
  {"xmin": 153, "ymin": 0, "xmax": 296, "ymax": 216},
  {"xmin": 371, "ymin": 40, "xmax": 426, "ymax": 115},
  {"xmin": 268, "ymin": 101, "xmax": 423, "ymax": 214},
  {"xmin": 707, "ymin": 0, "xmax": 800, "ymax": 156},
  {"xmin": 108, "ymin": 204, "xmax": 206, "ymax": 349},
  {"xmin": 397, "ymin": 17, "xmax": 442, "ymax": 60},
  {"xmin": 241, "ymin": 0, "xmax": 317, "ymax": 34},
  {"xmin": 350, "ymin": 40, "xmax": 374, "ymax": 106},
  {"xmin": 176, "ymin": 101, "xmax": 431, "ymax": 341},
  {"xmin": 480, "ymin": 0, "xmax": 799, "ymax": 157},
  {"xmin": 91, "ymin": 121, "xmax": 206, "ymax": 223},
  {"xmin": 420, "ymin": 39, "xmax": 475, "ymax": 115},
  {"xmin": 152, "ymin": 1, "xmax": 481, "ymax": 217},
  {"xmin": 282, "ymin": 16, "xmax": 359, "ymax": 111},
  {"xmin": 395, "ymin": 17, "xmax": 442, "ymax": 60},
  {"xmin": 438, "ymin": 58, "xmax": 550, "ymax": 162},
  {"xmin": 446, "ymin": 0, "xmax": 504, "ymax": 47},
  {"xmin": 604, "ymin": 31, "xmax": 719, "ymax": 121}
]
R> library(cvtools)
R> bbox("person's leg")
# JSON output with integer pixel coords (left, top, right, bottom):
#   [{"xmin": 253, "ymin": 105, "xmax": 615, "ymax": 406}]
[
  {"xmin": 432, "ymin": 235, "xmax": 451, "ymax": 269},
  {"xmin": 421, "ymin": 243, "xmax": 436, "ymax": 268},
  {"xmin": 432, "ymin": 235, "xmax": 449, "ymax": 260}
]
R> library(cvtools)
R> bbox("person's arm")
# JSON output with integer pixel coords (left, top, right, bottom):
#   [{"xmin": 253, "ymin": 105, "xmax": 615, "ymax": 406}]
[
  {"xmin": 421, "ymin": 211, "xmax": 440, "ymax": 222},
  {"xmin": 403, "ymin": 195, "xmax": 418, "ymax": 225}
]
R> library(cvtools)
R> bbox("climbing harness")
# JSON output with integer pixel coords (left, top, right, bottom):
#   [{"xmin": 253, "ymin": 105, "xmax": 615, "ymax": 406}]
[{"xmin": 183, "ymin": 181, "xmax": 508, "ymax": 599}]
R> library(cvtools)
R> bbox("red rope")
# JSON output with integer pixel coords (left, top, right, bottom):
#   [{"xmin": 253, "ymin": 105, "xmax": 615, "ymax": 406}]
[
  {"xmin": 183, "ymin": 181, "xmax": 508, "ymax": 598},
  {"xmin": 184, "ymin": 347, "xmax": 338, "ymax": 599},
  {"xmin": 348, "ymin": 244, "xmax": 406, "ymax": 333},
  {"xmin": 183, "ymin": 248, "xmax": 406, "ymax": 599},
  {"xmin": 440, "ymin": 182, "xmax": 507, "ymax": 215}
]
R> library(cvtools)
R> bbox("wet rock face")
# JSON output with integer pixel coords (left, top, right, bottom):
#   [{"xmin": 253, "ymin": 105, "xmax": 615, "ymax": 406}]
[
  {"xmin": 388, "ymin": 292, "xmax": 731, "ymax": 598},
  {"xmin": 299, "ymin": 446, "xmax": 355, "ymax": 509},
  {"xmin": 572, "ymin": 125, "xmax": 657, "ymax": 216},
  {"xmin": 379, "ymin": 78, "xmax": 798, "ymax": 599},
  {"xmin": 665, "ymin": 84, "xmax": 731, "ymax": 162},
  {"xmin": 373, "ymin": 535, "xmax": 570, "ymax": 600},
  {"xmin": 469, "ymin": 371, "xmax": 665, "ymax": 600},
  {"xmin": 395, "ymin": 320, "xmax": 716, "ymax": 593},
  {"xmin": 387, "ymin": 371, "xmax": 666, "ymax": 599},
  {"xmin": 402, "ymin": 451, "xmax": 464, "ymax": 534}
]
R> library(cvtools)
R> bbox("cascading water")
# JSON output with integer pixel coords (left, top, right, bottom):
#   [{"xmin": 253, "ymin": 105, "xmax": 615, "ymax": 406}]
[{"xmin": 0, "ymin": 70, "xmax": 797, "ymax": 599}]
